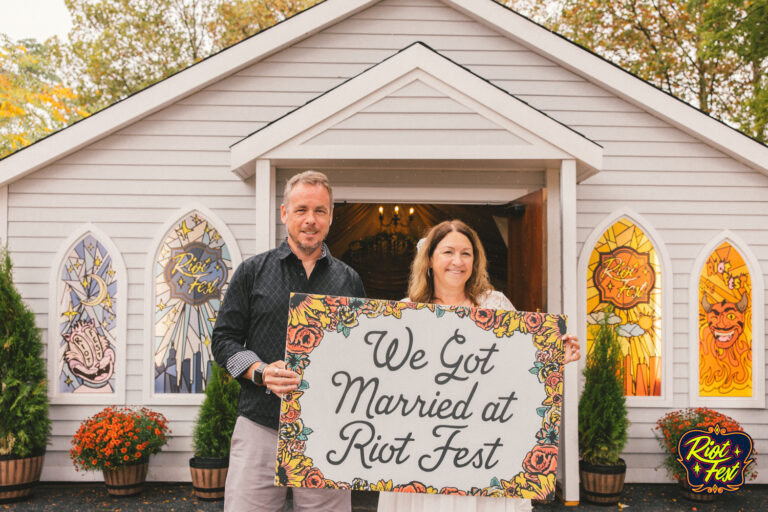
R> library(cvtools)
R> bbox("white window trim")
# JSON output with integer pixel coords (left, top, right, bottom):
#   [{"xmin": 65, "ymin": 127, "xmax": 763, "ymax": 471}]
[
  {"xmin": 143, "ymin": 204, "xmax": 243, "ymax": 406},
  {"xmin": 577, "ymin": 209, "xmax": 675, "ymax": 407},
  {"xmin": 687, "ymin": 230, "xmax": 765, "ymax": 408},
  {"xmin": 48, "ymin": 224, "xmax": 127, "ymax": 405}
]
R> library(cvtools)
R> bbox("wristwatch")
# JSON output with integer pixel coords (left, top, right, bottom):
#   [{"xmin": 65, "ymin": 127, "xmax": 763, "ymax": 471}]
[{"xmin": 250, "ymin": 362, "xmax": 269, "ymax": 385}]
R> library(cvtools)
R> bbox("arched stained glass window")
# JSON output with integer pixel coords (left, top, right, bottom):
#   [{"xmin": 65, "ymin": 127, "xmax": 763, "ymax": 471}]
[
  {"xmin": 698, "ymin": 241, "xmax": 752, "ymax": 397},
  {"xmin": 586, "ymin": 219, "xmax": 662, "ymax": 397},
  {"xmin": 153, "ymin": 212, "xmax": 232, "ymax": 394},
  {"xmin": 57, "ymin": 234, "xmax": 118, "ymax": 395}
]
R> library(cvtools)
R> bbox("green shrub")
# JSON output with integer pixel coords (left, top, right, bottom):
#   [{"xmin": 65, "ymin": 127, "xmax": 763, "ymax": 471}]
[
  {"xmin": 0, "ymin": 248, "xmax": 51, "ymax": 457},
  {"xmin": 192, "ymin": 362, "xmax": 240, "ymax": 458},
  {"xmin": 578, "ymin": 307, "xmax": 628, "ymax": 465}
]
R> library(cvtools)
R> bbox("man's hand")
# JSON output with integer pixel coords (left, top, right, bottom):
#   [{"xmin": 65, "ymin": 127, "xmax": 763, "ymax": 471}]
[{"xmin": 256, "ymin": 360, "xmax": 300, "ymax": 396}]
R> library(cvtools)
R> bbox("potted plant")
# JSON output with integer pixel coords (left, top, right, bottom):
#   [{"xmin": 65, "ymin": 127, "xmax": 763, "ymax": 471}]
[
  {"xmin": 578, "ymin": 308, "xmax": 629, "ymax": 504},
  {"xmin": 189, "ymin": 362, "xmax": 240, "ymax": 500},
  {"xmin": 655, "ymin": 407, "xmax": 757, "ymax": 501},
  {"xmin": 70, "ymin": 406, "xmax": 169, "ymax": 496},
  {"xmin": 0, "ymin": 248, "xmax": 51, "ymax": 503}
]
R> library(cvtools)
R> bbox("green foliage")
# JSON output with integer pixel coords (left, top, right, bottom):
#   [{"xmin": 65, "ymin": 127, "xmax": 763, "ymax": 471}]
[
  {"xmin": 210, "ymin": 0, "xmax": 323, "ymax": 49},
  {"xmin": 0, "ymin": 35, "xmax": 87, "ymax": 158},
  {"xmin": 506, "ymin": 0, "xmax": 768, "ymax": 142},
  {"xmin": 57, "ymin": 0, "xmax": 220, "ymax": 114},
  {"xmin": 578, "ymin": 308, "xmax": 628, "ymax": 465},
  {"xmin": 192, "ymin": 362, "xmax": 240, "ymax": 458},
  {"xmin": 0, "ymin": 247, "xmax": 51, "ymax": 457}
]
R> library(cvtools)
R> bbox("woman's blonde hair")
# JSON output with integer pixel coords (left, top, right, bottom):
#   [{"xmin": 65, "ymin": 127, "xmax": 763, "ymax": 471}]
[{"xmin": 407, "ymin": 220, "xmax": 492, "ymax": 306}]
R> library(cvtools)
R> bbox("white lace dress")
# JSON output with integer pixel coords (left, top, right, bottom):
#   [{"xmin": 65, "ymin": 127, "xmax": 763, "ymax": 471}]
[{"xmin": 377, "ymin": 290, "xmax": 532, "ymax": 512}]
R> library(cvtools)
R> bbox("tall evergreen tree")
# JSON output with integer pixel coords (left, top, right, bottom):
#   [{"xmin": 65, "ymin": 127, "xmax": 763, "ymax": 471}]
[{"xmin": 0, "ymin": 248, "xmax": 51, "ymax": 458}]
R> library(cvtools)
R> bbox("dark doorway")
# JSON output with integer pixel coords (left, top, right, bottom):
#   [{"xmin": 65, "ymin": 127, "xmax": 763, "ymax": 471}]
[{"xmin": 327, "ymin": 203, "xmax": 528, "ymax": 302}]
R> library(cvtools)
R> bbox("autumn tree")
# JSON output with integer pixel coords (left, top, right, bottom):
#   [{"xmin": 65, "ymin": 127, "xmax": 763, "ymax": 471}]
[
  {"xmin": 209, "ymin": 0, "xmax": 323, "ymax": 49},
  {"xmin": 57, "ymin": 0, "xmax": 220, "ymax": 113},
  {"xmin": 505, "ymin": 0, "xmax": 768, "ymax": 142},
  {"xmin": 0, "ymin": 36, "xmax": 87, "ymax": 158}
]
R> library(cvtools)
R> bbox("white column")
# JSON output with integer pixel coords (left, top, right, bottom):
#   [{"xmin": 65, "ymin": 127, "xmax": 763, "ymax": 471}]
[
  {"xmin": 0, "ymin": 185, "xmax": 7, "ymax": 246},
  {"xmin": 559, "ymin": 159, "xmax": 579, "ymax": 503},
  {"xmin": 254, "ymin": 159, "xmax": 276, "ymax": 254},
  {"xmin": 545, "ymin": 168, "xmax": 561, "ymax": 313}
]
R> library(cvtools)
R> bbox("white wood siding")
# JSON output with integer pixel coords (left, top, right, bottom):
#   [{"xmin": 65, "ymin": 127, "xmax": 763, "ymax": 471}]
[{"xmin": 6, "ymin": 0, "xmax": 766, "ymax": 483}]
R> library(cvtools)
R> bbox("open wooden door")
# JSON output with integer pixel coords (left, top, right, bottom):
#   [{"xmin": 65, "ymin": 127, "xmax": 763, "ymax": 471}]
[{"xmin": 506, "ymin": 189, "xmax": 545, "ymax": 312}]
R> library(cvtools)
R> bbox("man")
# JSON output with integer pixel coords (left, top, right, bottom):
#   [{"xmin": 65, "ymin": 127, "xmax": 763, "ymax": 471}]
[{"xmin": 211, "ymin": 170, "xmax": 365, "ymax": 511}]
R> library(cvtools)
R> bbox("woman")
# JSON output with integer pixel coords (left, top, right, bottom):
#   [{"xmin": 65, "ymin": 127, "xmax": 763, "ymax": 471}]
[{"xmin": 377, "ymin": 220, "xmax": 580, "ymax": 512}]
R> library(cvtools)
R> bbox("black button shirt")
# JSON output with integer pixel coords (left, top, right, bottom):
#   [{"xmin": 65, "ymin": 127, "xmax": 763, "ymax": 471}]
[{"xmin": 211, "ymin": 239, "xmax": 365, "ymax": 430}]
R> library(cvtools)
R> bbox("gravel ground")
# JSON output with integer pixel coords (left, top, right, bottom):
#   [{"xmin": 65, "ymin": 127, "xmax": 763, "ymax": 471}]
[{"xmin": 2, "ymin": 483, "xmax": 766, "ymax": 511}]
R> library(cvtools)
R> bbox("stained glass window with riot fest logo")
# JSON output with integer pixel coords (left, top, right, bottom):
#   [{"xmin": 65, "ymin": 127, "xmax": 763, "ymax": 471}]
[
  {"xmin": 698, "ymin": 241, "xmax": 752, "ymax": 397},
  {"xmin": 154, "ymin": 212, "xmax": 232, "ymax": 394},
  {"xmin": 586, "ymin": 219, "xmax": 662, "ymax": 397}
]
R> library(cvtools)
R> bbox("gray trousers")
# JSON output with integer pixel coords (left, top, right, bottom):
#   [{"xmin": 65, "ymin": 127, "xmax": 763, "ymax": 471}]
[{"xmin": 224, "ymin": 416, "xmax": 351, "ymax": 512}]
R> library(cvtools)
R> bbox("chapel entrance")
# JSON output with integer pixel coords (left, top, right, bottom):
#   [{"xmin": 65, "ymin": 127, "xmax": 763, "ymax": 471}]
[{"xmin": 326, "ymin": 197, "xmax": 544, "ymax": 311}]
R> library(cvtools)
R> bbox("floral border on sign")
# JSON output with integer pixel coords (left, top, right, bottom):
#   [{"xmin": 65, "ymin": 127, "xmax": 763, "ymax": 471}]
[{"xmin": 276, "ymin": 293, "xmax": 566, "ymax": 500}]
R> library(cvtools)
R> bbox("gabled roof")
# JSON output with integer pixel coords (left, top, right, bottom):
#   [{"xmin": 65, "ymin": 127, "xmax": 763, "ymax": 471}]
[
  {"xmin": 230, "ymin": 42, "xmax": 603, "ymax": 178},
  {"xmin": 1, "ymin": 0, "xmax": 766, "ymax": 186}
]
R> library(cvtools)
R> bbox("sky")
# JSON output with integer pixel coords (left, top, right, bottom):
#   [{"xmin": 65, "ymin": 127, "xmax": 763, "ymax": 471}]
[{"xmin": 1, "ymin": 0, "xmax": 72, "ymax": 41}]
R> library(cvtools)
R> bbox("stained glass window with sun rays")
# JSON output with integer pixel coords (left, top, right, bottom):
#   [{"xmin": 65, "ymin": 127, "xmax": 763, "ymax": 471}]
[
  {"xmin": 153, "ymin": 212, "xmax": 232, "ymax": 394},
  {"xmin": 586, "ymin": 219, "xmax": 662, "ymax": 397}
]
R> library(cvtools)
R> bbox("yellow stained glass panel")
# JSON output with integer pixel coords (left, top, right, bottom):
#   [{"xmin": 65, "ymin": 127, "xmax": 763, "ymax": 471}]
[
  {"xmin": 698, "ymin": 241, "xmax": 752, "ymax": 397},
  {"xmin": 587, "ymin": 219, "xmax": 662, "ymax": 396}
]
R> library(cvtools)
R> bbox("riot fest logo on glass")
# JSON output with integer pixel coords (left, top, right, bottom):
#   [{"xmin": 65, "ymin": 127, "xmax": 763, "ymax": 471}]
[{"xmin": 677, "ymin": 424, "xmax": 754, "ymax": 494}]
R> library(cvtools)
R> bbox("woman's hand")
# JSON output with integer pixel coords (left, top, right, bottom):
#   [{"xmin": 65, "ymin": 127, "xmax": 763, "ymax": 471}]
[
  {"xmin": 563, "ymin": 334, "xmax": 581, "ymax": 364},
  {"xmin": 262, "ymin": 360, "xmax": 300, "ymax": 397}
]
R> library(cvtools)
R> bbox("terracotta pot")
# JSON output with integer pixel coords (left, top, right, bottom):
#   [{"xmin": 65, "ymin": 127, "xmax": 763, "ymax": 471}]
[
  {"xmin": 678, "ymin": 478, "xmax": 717, "ymax": 502},
  {"xmin": 579, "ymin": 458, "xmax": 626, "ymax": 505},
  {"xmin": 0, "ymin": 452, "xmax": 45, "ymax": 504},
  {"xmin": 103, "ymin": 462, "xmax": 148, "ymax": 496},
  {"xmin": 189, "ymin": 456, "xmax": 228, "ymax": 501}
]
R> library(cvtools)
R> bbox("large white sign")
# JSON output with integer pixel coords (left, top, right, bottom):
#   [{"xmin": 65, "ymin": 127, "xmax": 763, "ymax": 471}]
[{"xmin": 276, "ymin": 294, "xmax": 565, "ymax": 501}]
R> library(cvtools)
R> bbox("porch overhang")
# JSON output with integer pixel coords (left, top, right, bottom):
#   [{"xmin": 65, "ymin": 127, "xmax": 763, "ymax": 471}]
[{"xmin": 230, "ymin": 43, "xmax": 603, "ymax": 180}]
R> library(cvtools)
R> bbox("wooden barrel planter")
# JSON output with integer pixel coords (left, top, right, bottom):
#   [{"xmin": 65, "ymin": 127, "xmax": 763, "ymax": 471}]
[
  {"xmin": 0, "ymin": 451, "xmax": 45, "ymax": 504},
  {"xmin": 189, "ymin": 457, "xmax": 228, "ymax": 501},
  {"xmin": 579, "ymin": 458, "xmax": 626, "ymax": 505},
  {"xmin": 103, "ymin": 462, "xmax": 148, "ymax": 497},
  {"xmin": 678, "ymin": 479, "xmax": 717, "ymax": 502}
]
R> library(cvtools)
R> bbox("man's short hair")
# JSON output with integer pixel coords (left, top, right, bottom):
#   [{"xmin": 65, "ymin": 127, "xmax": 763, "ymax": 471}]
[{"xmin": 283, "ymin": 170, "xmax": 333, "ymax": 207}]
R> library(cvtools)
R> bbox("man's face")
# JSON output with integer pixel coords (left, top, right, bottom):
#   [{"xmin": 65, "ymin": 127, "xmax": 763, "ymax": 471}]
[{"xmin": 281, "ymin": 182, "xmax": 332, "ymax": 256}]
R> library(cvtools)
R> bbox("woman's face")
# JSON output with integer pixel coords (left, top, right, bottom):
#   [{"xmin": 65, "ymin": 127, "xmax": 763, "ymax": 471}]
[{"xmin": 430, "ymin": 231, "xmax": 474, "ymax": 293}]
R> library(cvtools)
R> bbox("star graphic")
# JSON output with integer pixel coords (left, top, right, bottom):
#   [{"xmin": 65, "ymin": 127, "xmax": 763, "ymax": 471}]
[
  {"xmin": 693, "ymin": 462, "xmax": 702, "ymax": 475},
  {"xmin": 107, "ymin": 268, "xmax": 115, "ymax": 278},
  {"xmin": 94, "ymin": 257, "xmax": 101, "ymax": 267},
  {"xmin": 103, "ymin": 293, "xmax": 113, "ymax": 309},
  {"xmin": 62, "ymin": 306, "xmax": 78, "ymax": 322},
  {"xmin": 66, "ymin": 377, "xmax": 72, "ymax": 385},
  {"xmin": 203, "ymin": 337, "xmax": 211, "ymax": 346},
  {"xmin": 156, "ymin": 300, "xmax": 166, "ymax": 311},
  {"xmin": 734, "ymin": 446, "xmax": 741, "ymax": 457},
  {"xmin": 176, "ymin": 220, "xmax": 192, "ymax": 239},
  {"xmin": 178, "ymin": 277, "xmax": 184, "ymax": 287}
]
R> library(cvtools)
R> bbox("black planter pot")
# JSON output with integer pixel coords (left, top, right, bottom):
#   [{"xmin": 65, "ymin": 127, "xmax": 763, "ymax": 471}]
[
  {"xmin": 189, "ymin": 456, "xmax": 229, "ymax": 501},
  {"xmin": 678, "ymin": 479, "xmax": 717, "ymax": 502},
  {"xmin": 579, "ymin": 458, "xmax": 626, "ymax": 505},
  {"xmin": 0, "ymin": 450, "xmax": 45, "ymax": 504}
]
